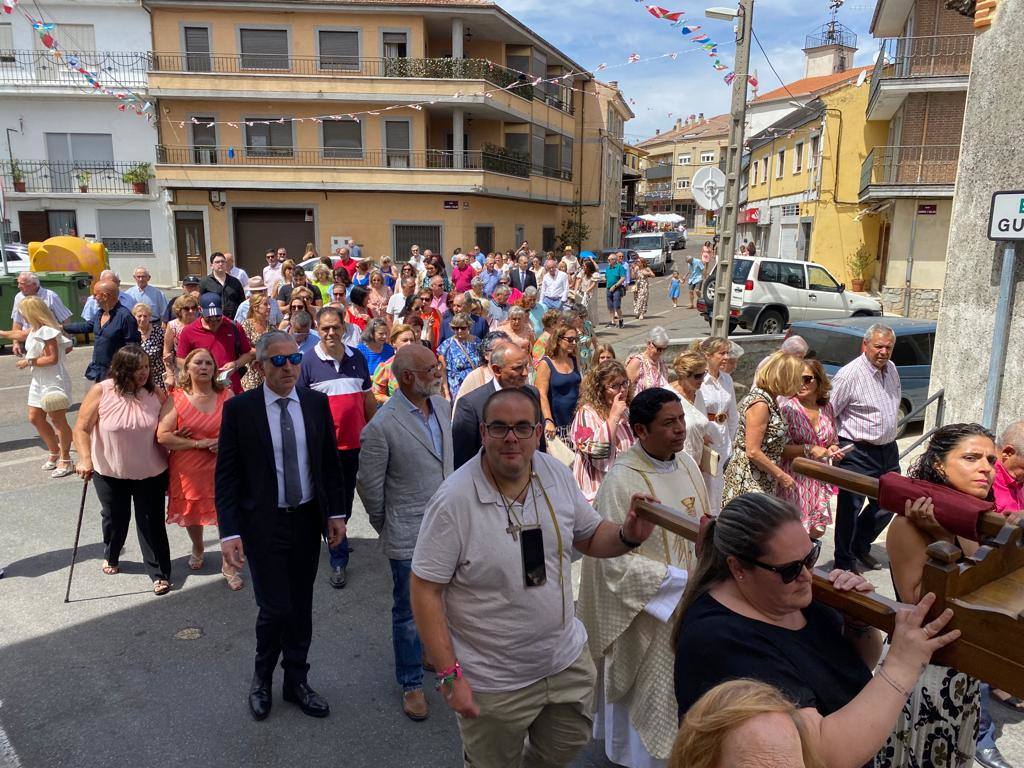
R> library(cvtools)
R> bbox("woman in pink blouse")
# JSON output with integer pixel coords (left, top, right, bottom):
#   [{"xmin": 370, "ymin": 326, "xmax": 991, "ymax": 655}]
[
  {"xmin": 778, "ymin": 358, "xmax": 843, "ymax": 537},
  {"xmin": 73, "ymin": 344, "xmax": 172, "ymax": 595},
  {"xmin": 570, "ymin": 360, "xmax": 635, "ymax": 502}
]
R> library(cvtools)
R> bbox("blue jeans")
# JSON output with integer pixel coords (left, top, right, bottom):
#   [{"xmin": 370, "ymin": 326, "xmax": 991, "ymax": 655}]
[
  {"xmin": 389, "ymin": 558, "xmax": 423, "ymax": 691},
  {"xmin": 329, "ymin": 535, "xmax": 350, "ymax": 569},
  {"xmin": 978, "ymin": 683, "xmax": 997, "ymax": 749}
]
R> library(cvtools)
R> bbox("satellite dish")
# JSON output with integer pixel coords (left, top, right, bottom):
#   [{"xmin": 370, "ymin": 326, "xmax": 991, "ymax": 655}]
[
  {"xmin": 692, "ymin": 166, "xmax": 727, "ymax": 210},
  {"xmin": 855, "ymin": 69, "xmax": 867, "ymax": 87}
]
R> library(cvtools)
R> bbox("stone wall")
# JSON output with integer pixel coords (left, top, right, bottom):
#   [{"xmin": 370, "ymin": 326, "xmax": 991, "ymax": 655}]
[{"xmin": 880, "ymin": 286, "xmax": 943, "ymax": 319}]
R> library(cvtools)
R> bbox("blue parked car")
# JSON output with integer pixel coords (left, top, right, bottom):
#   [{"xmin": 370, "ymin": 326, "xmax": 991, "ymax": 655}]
[{"xmin": 786, "ymin": 317, "xmax": 937, "ymax": 438}]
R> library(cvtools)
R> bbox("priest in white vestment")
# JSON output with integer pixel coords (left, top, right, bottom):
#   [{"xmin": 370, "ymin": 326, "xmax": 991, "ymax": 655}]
[{"xmin": 578, "ymin": 387, "xmax": 710, "ymax": 768}]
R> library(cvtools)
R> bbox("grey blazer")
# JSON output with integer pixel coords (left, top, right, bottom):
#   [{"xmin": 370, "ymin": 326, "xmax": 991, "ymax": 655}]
[{"xmin": 356, "ymin": 390, "xmax": 454, "ymax": 560}]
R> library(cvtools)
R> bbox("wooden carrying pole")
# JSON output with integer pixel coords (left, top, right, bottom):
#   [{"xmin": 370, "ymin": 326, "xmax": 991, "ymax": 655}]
[{"xmin": 634, "ymin": 481, "xmax": 1024, "ymax": 698}]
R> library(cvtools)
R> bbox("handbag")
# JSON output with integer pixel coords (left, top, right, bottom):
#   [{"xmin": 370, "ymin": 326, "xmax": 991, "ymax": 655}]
[
  {"xmin": 546, "ymin": 435, "xmax": 576, "ymax": 466},
  {"xmin": 699, "ymin": 445, "xmax": 720, "ymax": 476},
  {"xmin": 40, "ymin": 386, "xmax": 70, "ymax": 413}
]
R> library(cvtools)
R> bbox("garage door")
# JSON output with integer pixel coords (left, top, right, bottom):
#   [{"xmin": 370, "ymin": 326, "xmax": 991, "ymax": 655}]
[
  {"xmin": 233, "ymin": 208, "xmax": 315, "ymax": 276},
  {"xmin": 778, "ymin": 224, "xmax": 799, "ymax": 260}
]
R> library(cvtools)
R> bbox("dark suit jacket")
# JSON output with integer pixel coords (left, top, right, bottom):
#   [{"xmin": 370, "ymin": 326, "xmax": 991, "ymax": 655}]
[
  {"xmin": 508, "ymin": 268, "xmax": 537, "ymax": 294},
  {"xmin": 452, "ymin": 383, "xmax": 545, "ymax": 469},
  {"xmin": 216, "ymin": 385, "xmax": 343, "ymax": 542}
]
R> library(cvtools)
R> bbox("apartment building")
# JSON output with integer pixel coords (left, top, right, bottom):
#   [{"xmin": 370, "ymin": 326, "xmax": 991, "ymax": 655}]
[
  {"xmin": 860, "ymin": 0, "xmax": 973, "ymax": 318},
  {"xmin": 146, "ymin": 0, "xmax": 628, "ymax": 278},
  {"xmin": 0, "ymin": 0, "xmax": 174, "ymax": 282},
  {"xmin": 621, "ymin": 142, "xmax": 646, "ymax": 221},
  {"xmin": 635, "ymin": 113, "xmax": 729, "ymax": 231}
]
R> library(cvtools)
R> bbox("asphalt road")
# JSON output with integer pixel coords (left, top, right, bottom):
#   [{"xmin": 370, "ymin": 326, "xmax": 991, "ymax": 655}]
[{"xmin": 2, "ymin": 280, "xmax": 1021, "ymax": 768}]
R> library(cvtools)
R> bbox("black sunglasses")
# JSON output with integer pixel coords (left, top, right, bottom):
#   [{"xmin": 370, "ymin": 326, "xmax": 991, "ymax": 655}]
[
  {"xmin": 801, "ymin": 375, "xmax": 816, "ymax": 384},
  {"xmin": 741, "ymin": 540, "xmax": 821, "ymax": 584},
  {"xmin": 268, "ymin": 352, "xmax": 303, "ymax": 367}
]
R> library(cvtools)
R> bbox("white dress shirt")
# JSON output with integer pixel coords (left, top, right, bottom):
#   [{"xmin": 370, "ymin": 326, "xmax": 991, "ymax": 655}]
[
  {"xmin": 12, "ymin": 288, "xmax": 72, "ymax": 325},
  {"xmin": 230, "ymin": 266, "xmax": 250, "ymax": 291},
  {"xmin": 263, "ymin": 384, "xmax": 314, "ymax": 507},
  {"xmin": 125, "ymin": 284, "xmax": 169, "ymax": 318},
  {"xmin": 541, "ymin": 270, "xmax": 569, "ymax": 304},
  {"xmin": 829, "ymin": 354, "xmax": 901, "ymax": 445},
  {"xmin": 263, "ymin": 263, "xmax": 282, "ymax": 290}
]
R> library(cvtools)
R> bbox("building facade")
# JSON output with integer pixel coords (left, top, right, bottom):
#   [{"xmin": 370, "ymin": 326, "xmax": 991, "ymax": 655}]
[
  {"xmin": 621, "ymin": 142, "xmax": 646, "ymax": 223},
  {"xmin": 859, "ymin": 0, "xmax": 973, "ymax": 318},
  {"xmin": 146, "ymin": 0, "xmax": 626, "ymax": 278},
  {"xmin": 0, "ymin": 0, "xmax": 175, "ymax": 283}
]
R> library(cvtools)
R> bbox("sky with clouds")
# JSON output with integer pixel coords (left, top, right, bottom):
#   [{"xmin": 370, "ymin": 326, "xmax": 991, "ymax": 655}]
[{"xmin": 497, "ymin": 0, "xmax": 880, "ymax": 142}]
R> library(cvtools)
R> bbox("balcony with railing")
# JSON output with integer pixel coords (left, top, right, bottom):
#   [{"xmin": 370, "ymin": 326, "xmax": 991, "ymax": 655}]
[
  {"xmin": 148, "ymin": 54, "xmax": 574, "ymax": 115},
  {"xmin": 0, "ymin": 50, "xmax": 150, "ymax": 91},
  {"xmin": 858, "ymin": 145, "xmax": 960, "ymax": 200},
  {"xmin": 2, "ymin": 160, "xmax": 154, "ymax": 196},
  {"xmin": 644, "ymin": 164, "xmax": 673, "ymax": 181},
  {"xmin": 641, "ymin": 182, "xmax": 672, "ymax": 201},
  {"xmin": 867, "ymin": 35, "xmax": 973, "ymax": 120}
]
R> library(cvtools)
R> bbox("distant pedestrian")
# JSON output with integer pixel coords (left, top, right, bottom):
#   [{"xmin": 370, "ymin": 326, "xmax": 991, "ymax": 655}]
[
  {"xmin": 437, "ymin": 313, "xmax": 480, "ymax": 400},
  {"xmin": 686, "ymin": 256, "xmax": 704, "ymax": 309},
  {"xmin": 126, "ymin": 266, "xmax": 169, "ymax": 319},
  {"xmin": 631, "ymin": 257, "xmax": 654, "ymax": 320},
  {"xmin": 604, "ymin": 252, "xmax": 627, "ymax": 328},
  {"xmin": 669, "ymin": 270, "xmax": 682, "ymax": 308}
]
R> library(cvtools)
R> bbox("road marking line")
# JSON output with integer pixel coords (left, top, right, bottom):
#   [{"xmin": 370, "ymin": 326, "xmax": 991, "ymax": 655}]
[
  {"xmin": 0, "ymin": 700, "xmax": 23, "ymax": 768},
  {"xmin": 0, "ymin": 454, "xmax": 47, "ymax": 469},
  {"xmin": 0, "ymin": 385, "xmax": 28, "ymax": 391}
]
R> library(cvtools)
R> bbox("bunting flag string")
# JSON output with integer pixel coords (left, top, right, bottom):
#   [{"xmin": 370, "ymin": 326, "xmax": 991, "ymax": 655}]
[{"xmin": 2, "ymin": 0, "xmax": 18, "ymax": 14}]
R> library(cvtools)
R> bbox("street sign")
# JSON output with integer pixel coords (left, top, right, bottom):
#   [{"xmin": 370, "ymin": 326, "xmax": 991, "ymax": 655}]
[
  {"xmin": 917, "ymin": 204, "xmax": 937, "ymax": 215},
  {"xmin": 443, "ymin": 200, "xmax": 459, "ymax": 210},
  {"xmin": 988, "ymin": 191, "xmax": 1024, "ymax": 241}
]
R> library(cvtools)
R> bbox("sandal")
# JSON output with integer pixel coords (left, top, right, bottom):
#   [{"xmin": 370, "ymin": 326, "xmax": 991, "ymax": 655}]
[
  {"xmin": 51, "ymin": 460, "xmax": 75, "ymax": 479},
  {"xmin": 102, "ymin": 562, "xmax": 120, "ymax": 575},
  {"xmin": 188, "ymin": 551, "xmax": 204, "ymax": 570},
  {"xmin": 993, "ymin": 689, "xmax": 1024, "ymax": 712},
  {"xmin": 222, "ymin": 567, "xmax": 244, "ymax": 591},
  {"xmin": 42, "ymin": 452, "xmax": 59, "ymax": 471},
  {"xmin": 153, "ymin": 579, "xmax": 171, "ymax": 596}
]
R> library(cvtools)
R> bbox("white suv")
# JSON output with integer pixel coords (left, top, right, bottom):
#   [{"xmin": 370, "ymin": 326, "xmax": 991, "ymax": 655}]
[{"xmin": 699, "ymin": 256, "xmax": 882, "ymax": 334}]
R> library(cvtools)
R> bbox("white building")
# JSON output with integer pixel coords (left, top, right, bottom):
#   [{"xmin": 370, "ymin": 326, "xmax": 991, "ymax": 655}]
[{"xmin": 0, "ymin": 1, "xmax": 176, "ymax": 285}]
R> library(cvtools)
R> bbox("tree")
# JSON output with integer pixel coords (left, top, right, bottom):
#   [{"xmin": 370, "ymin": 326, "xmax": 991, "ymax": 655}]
[{"xmin": 555, "ymin": 203, "xmax": 590, "ymax": 253}]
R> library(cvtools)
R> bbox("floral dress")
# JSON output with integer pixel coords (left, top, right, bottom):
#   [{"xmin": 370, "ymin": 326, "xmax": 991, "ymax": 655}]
[
  {"xmin": 721, "ymin": 386, "xmax": 788, "ymax": 506},
  {"xmin": 778, "ymin": 398, "xmax": 838, "ymax": 532},
  {"xmin": 632, "ymin": 265, "xmax": 653, "ymax": 317},
  {"xmin": 367, "ymin": 288, "xmax": 391, "ymax": 318},
  {"xmin": 240, "ymin": 318, "xmax": 266, "ymax": 391},
  {"xmin": 438, "ymin": 336, "xmax": 481, "ymax": 400},
  {"xmin": 139, "ymin": 324, "xmax": 166, "ymax": 390}
]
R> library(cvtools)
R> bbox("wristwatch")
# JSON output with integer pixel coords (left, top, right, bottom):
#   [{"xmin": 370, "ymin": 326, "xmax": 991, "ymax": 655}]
[{"xmin": 618, "ymin": 526, "xmax": 643, "ymax": 549}]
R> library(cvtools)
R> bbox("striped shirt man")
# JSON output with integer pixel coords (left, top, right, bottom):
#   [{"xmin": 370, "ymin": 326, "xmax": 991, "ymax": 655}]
[
  {"xmin": 829, "ymin": 353, "xmax": 901, "ymax": 446},
  {"xmin": 299, "ymin": 342, "xmax": 372, "ymax": 452}
]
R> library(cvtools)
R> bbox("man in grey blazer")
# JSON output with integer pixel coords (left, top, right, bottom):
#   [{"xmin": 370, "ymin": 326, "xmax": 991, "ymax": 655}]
[{"xmin": 356, "ymin": 343, "xmax": 453, "ymax": 722}]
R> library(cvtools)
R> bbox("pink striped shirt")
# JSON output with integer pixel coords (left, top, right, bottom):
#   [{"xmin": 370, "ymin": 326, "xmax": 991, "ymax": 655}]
[
  {"xmin": 829, "ymin": 353, "xmax": 901, "ymax": 445},
  {"xmin": 994, "ymin": 462, "xmax": 1024, "ymax": 514}
]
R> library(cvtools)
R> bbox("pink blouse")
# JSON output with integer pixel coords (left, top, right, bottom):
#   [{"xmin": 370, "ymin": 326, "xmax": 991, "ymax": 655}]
[
  {"xmin": 90, "ymin": 379, "xmax": 168, "ymax": 480},
  {"xmin": 571, "ymin": 404, "xmax": 636, "ymax": 503}
]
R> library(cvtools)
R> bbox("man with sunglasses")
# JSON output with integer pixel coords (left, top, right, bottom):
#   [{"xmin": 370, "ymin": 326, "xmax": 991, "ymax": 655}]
[
  {"xmin": 298, "ymin": 306, "xmax": 375, "ymax": 590},
  {"xmin": 216, "ymin": 330, "xmax": 345, "ymax": 722},
  {"xmin": 578, "ymin": 387, "xmax": 711, "ymax": 767},
  {"xmin": 412, "ymin": 387, "xmax": 655, "ymax": 768}
]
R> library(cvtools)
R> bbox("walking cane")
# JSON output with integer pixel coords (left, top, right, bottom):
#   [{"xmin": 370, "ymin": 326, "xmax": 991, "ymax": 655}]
[{"xmin": 64, "ymin": 477, "xmax": 90, "ymax": 604}]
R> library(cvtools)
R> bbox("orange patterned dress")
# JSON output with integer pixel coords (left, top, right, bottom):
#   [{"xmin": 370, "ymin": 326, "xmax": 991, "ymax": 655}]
[{"xmin": 166, "ymin": 387, "xmax": 229, "ymax": 527}]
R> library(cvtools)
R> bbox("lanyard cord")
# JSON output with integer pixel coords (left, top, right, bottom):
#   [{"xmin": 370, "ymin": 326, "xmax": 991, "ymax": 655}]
[{"xmin": 534, "ymin": 477, "xmax": 565, "ymax": 626}]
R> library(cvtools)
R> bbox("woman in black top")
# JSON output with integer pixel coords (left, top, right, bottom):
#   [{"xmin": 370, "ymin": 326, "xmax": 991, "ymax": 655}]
[{"xmin": 673, "ymin": 493, "xmax": 962, "ymax": 768}]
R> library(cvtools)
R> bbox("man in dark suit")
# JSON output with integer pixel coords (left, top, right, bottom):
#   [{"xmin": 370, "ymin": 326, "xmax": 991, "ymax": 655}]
[
  {"xmin": 508, "ymin": 254, "xmax": 537, "ymax": 294},
  {"xmin": 452, "ymin": 343, "xmax": 543, "ymax": 468},
  {"xmin": 217, "ymin": 330, "xmax": 345, "ymax": 721}
]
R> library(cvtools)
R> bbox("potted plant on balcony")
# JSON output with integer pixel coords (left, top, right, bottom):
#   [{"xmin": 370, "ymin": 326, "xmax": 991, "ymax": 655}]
[
  {"xmin": 121, "ymin": 162, "xmax": 153, "ymax": 194},
  {"xmin": 11, "ymin": 160, "xmax": 26, "ymax": 193},
  {"xmin": 75, "ymin": 170, "xmax": 91, "ymax": 193},
  {"xmin": 847, "ymin": 245, "xmax": 872, "ymax": 292}
]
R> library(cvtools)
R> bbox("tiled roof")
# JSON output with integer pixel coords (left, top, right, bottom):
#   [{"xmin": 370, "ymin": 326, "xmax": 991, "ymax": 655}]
[
  {"xmin": 636, "ymin": 112, "xmax": 731, "ymax": 148},
  {"xmin": 750, "ymin": 66, "xmax": 871, "ymax": 104}
]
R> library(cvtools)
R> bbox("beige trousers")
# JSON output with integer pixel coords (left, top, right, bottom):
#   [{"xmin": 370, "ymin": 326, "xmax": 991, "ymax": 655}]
[{"xmin": 458, "ymin": 649, "xmax": 597, "ymax": 768}]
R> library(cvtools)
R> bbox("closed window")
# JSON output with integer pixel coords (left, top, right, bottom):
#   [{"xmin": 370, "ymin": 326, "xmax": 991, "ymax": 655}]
[
  {"xmin": 385, "ymin": 120, "xmax": 410, "ymax": 167},
  {"xmin": 761, "ymin": 157, "xmax": 768, "ymax": 183},
  {"xmin": 542, "ymin": 226, "xmax": 555, "ymax": 252},
  {"xmin": 319, "ymin": 30, "xmax": 358, "ymax": 71},
  {"xmin": 561, "ymin": 136, "xmax": 573, "ymax": 178},
  {"xmin": 245, "ymin": 119, "xmax": 293, "ymax": 157},
  {"xmin": 530, "ymin": 125, "xmax": 544, "ymax": 174},
  {"xmin": 759, "ymin": 261, "xmax": 805, "ymax": 289},
  {"xmin": 807, "ymin": 265, "xmax": 839, "ymax": 292},
  {"xmin": 700, "ymin": 151, "xmax": 715, "ymax": 163},
  {"xmin": 239, "ymin": 28, "xmax": 288, "ymax": 70},
  {"xmin": 891, "ymin": 333, "xmax": 934, "ymax": 367},
  {"xmin": 0, "ymin": 23, "xmax": 14, "ymax": 63},
  {"xmin": 775, "ymin": 148, "xmax": 785, "ymax": 178},
  {"xmin": 679, "ymin": 154, "xmax": 691, "ymax": 165},
  {"xmin": 183, "ymin": 26, "xmax": 211, "ymax": 71},
  {"xmin": 191, "ymin": 118, "xmax": 217, "ymax": 164},
  {"xmin": 98, "ymin": 209, "xmax": 153, "ymax": 253},
  {"xmin": 781, "ymin": 203, "xmax": 800, "ymax": 216},
  {"xmin": 40, "ymin": 23, "xmax": 94, "ymax": 52},
  {"xmin": 793, "ymin": 142, "xmax": 804, "ymax": 173},
  {"xmin": 475, "ymin": 225, "xmax": 494, "ymax": 254},
  {"xmin": 322, "ymin": 119, "xmax": 361, "ymax": 159},
  {"xmin": 45, "ymin": 132, "xmax": 114, "ymax": 192},
  {"xmin": 382, "ymin": 31, "xmax": 407, "ymax": 59},
  {"xmin": 808, "ymin": 135, "xmax": 820, "ymax": 171},
  {"xmin": 677, "ymin": 179, "xmax": 690, "ymax": 189}
]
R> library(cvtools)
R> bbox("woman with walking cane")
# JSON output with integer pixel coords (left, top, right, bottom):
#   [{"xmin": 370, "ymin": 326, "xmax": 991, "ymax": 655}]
[{"xmin": 73, "ymin": 345, "xmax": 173, "ymax": 595}]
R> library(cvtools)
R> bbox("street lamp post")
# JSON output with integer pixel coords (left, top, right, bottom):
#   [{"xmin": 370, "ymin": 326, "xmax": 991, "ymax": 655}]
[{"xmin": 709, "ymin": 0, "xmax": 754, "ymax": 338}]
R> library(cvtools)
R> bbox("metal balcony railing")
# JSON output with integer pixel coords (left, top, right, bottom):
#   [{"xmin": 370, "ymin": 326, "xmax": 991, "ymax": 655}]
[
  {"xmin": 154, "ymin": 145, "xmax": 560, "ymax": 179},
  {"xmin": 642, "ymin": 182, "xmax": 672, "ymax": 200},
  {"xmin": 2, "ymin": 160, "xmax": 152, "ymax": 194},
  {"xmin": 859, "ymin": 145, "xmax": 960, "ymax": 194},
  {"xmin": 0, "ymin": 50, "xmax": 150, "ymax": 88},
  {"xmin": 869, "ymin": 34, "xmax": 974, "ymax": 105},
  {"xmin": 645, "ymin": 165, "xmax": 673, "ymax": 181}
]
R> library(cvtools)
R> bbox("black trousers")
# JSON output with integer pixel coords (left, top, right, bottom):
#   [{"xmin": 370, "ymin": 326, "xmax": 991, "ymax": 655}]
[
  {"xmin": 833, "ymin": 441, "xmax": 900, "ymax": 570},
  {"xmin": 93, "ymin": 471, "xmax": 171, "ymax": 581},
  {"xmin": 245, "ymin": 502, "xmax": 322, "ymax": 685}
]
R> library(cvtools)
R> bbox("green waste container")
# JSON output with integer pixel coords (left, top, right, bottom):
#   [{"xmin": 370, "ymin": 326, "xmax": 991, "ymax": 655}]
[
  {"xmin": 0, "ymin": 274, "xmax": 17, "ymax": 349},
  {"xmin": 38, "ymin": 271, "xmax": 93, "ymax": 322}
]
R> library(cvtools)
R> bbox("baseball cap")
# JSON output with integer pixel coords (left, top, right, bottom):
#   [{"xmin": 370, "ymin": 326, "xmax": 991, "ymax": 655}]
[
  {"xmin": 199, "ymin": 292, "xmax": 223, "ymax": 317},
  {"xmin": 182, "ymin": 274, "xmax": 202, "ymax": 286}
]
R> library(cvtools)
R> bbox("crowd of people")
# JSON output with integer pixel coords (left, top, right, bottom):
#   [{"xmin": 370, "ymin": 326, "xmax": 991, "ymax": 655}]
[{"xmin": 6, "ymin": 241, "xmax": 1024, "ymax": 768}]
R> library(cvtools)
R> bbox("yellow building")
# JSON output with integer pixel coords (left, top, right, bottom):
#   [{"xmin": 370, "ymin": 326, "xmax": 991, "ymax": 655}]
[
  {"xmin": 621, "ymin": 142, "xmax": 648, "ymax": 219},
  {"xmin": 635, "ymin": 114, "xmax": 730, "ymax": 233},
  {"xmin": 742, "ymin": 74, "xmax": 888, "ymax": 286},
  {"xmin": 145, "ymin": 0, "xmax": 628, "ymax": 277}
]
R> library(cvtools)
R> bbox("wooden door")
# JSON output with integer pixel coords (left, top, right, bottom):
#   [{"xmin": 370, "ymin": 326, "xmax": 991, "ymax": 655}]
[
  {"xmin": 875, "ymin": 219, "xmax": 891, "ymax": 292},
  {"xmin": 174, "ymin": 211, "xmax": 206, "ymax": 279},
  {"xmin": 18, "ymin": 211, "xmax": 49, "ymax": 244}
]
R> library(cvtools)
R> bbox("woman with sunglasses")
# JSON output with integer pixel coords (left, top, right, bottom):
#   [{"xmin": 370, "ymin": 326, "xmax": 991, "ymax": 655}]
[
  {"xmin": 722, "ymin": 351, "xmax": 804, "ymax": 507},
  {"xmin": 778, "ymin": 359, "xmax": 842, "ymax": 538},
  {"xmin": 625, "ymin": 326, "xmax": 671, "ymax": 394},
  {"xmin": 436, "ymin": 312, "xmax": 481, "ymax": 401},
  {"xmin": 669, "ymin": 351, "xmax": 712, "ymax": 466},
  {"xmin": 674, "ymin": 493, "xmax": 962, "ymax": 768},
  {"xmin": 162, "ymin": 295, "xmax": 199, "ymax": 389},
  {"xmin": 536, "ymin": 324, "xmax": 582, "ymax": 443},
  {"xmin": 239, "ymin": 292, "xmax": 271, "ymax": 391},
  {"xmin": 570, "ymin": 360, "xmax": 634, "ymax": 502}
]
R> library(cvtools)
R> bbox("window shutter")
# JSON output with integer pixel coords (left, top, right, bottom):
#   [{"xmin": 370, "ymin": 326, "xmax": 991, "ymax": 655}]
[
  {"xmin": 184, "ymin": 26, "xmax": 211, "ymax": 71},
  {"xmin": 385, "ymin": 121, "xmax": 410, "ymax": 167},
  {"xmin": 318, "ymin": 31, "xmax": 358, "ymax": 71},
  {"xmin": 323, "ymin": 120, "xmax": 362, "ymax": 158},
  {"xmin": 239, "ymin": 29, "xmax": 288, "ymax": 69}
]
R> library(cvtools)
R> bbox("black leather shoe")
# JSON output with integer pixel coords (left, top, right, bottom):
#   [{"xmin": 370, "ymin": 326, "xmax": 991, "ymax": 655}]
[
  {"xmin": 329, "ymin": 566, "xmax": 347, "ymax": 589},
  {"xmin": 856, "ymin": 551, "xmax": 883, "ymax": 571},
  {"xmin": 283, "ymin": 681, "xmax": 330, "ymax": 718},
  {"xmin": 977, "ymin": 746, "xmax": 1016, "ymax": 768},
  {"xmin": 248, "ymin": 676, "xmax": 272, "ymax": 721}
]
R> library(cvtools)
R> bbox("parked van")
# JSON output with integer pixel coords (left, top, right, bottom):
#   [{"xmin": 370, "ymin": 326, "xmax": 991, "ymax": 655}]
[{"xmin": 623, "ymin": 232, "xmax": 672, "ymax": 276}]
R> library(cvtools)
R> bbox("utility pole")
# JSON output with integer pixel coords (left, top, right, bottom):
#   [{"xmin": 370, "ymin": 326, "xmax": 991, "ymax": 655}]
[{"xmin": 710, "ymin": 0, "xmax": 754, "ymax": 338}]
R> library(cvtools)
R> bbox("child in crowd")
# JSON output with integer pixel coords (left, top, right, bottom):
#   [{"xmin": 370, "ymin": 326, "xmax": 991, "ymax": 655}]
[{"xmin": 668, "ymin": 271, "xmax": 681, "ymax": 308}]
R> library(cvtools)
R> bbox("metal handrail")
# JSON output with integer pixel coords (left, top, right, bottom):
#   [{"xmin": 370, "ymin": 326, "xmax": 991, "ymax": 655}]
[
  {"xmin": 898, "ymin": 388, "xmax": 945, "ymax": 460},
  {"xmin": 868, "ymin": 34, "xmax": 973, "ymax": 106},
  {"xmin": 2, "ymin": 159, "xmax": 152, "ymax": 194},
  {"xmin": 859, "ymin": 144, "xmax": 959, "ymax": 194},
  {"xmin": 0, "ymin": 49, "xmax": 151, "ymax": 88}
]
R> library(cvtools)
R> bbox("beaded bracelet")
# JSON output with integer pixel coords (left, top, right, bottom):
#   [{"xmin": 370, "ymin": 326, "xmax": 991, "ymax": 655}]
[
  {"xmin": 877, "ymin": 665, "xmax": 911, "ymax": 698},
  {"xmin": 434, "ymin": 661, "xmax": 463, "ymax": 692}
]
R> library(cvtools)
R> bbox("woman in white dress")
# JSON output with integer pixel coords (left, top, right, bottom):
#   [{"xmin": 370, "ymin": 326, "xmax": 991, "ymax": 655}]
[
  {"xmin": 668, "ymin": 351, "xmax": 711, "ymax": 468},
  {"xmin": 16, "ymin": 296, "xmax": 74, "ymax": 478},
  {"xmin": 694, "ymin": 337, "xmax": 738, "ymax": 514}
]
